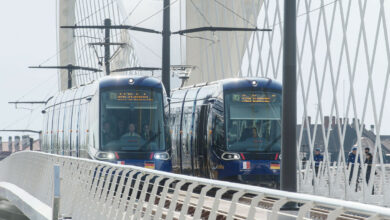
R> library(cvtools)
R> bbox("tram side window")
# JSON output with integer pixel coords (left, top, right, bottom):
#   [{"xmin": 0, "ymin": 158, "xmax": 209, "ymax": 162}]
[{"xmin": 213, "ymin": 115, "xmax": 224, "ymax": 147}]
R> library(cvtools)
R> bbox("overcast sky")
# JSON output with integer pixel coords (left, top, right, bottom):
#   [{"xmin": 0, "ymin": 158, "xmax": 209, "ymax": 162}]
[
  {"xmin": 0, "ymin": 0, "xmax": 182, "ymax": 140},
  {"xmin": 0, "ymin": 0, "xmax": 58, "ymax": 139}
]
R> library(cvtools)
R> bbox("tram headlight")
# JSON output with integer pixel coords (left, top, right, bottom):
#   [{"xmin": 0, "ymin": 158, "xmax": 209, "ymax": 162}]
[
  {"xmin": 96, "ymin": 151, "xmax": 115, "ymax": 160},
  {"xmin": 154, "ymin": 152, "xmax": 170, "ymax": 160},
  {"xmin": 251, "ymin": 80, "xmax": 258, "ymax": 87},
  {"xmin": 221, "ymin": 152, "xmax": 241, "ymax": 160}
]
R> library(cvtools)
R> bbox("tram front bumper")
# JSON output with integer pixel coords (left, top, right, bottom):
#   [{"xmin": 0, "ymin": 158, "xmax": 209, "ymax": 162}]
[
  {"xmin": 113, "ymin": 159, "xmax": 172, "ymax": 172},
  {"xmin": 216, "ymin": 160, "xmax": 280, "ymax": 186}
]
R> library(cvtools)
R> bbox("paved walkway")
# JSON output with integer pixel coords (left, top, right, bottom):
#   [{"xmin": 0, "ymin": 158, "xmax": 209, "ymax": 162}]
[{"xmin": 0, "ymin": 197, "xmax": 28, "ymax": 220}]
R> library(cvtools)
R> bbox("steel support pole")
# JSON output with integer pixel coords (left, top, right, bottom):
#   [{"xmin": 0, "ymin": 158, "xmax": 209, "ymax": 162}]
[
  {"xmin": 281, "ymin": 0, "xmax": 297, "ymax": 192},
  {"xmin": 104, "ymin": 19, "xmax": 111, "ymax": 75},
  {"xmin": 67, "ymin": 69, "xmax": 72, "ymax": 89},
  {"xmin": 162, "ymin": 0, "xmax": 171, "ymax": 97}
]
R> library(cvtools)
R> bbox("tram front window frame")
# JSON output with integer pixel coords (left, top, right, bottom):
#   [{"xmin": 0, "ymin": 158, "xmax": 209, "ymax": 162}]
[
  {"xmin": 224, "ymin": 90, "xmax": 282, "ymax": 153},
  {"xmin": 99, "ymin": 87, "xmax": 166, "ymax": 152}
]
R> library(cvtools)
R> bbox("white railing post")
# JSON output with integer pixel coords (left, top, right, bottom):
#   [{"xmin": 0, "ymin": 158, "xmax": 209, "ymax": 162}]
[{"xmin": 53, "ymin": 165, "xmax": 60, "ymax": 220}]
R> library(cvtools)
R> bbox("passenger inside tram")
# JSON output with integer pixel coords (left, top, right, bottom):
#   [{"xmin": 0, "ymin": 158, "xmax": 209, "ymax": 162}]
[
  {"xmin": 116, "ymin": 120, "xmax": 126, "ymax": 138},
  {"xmin": 102, "ymin": 121, "xmax": 115, "ymax": 145},
  {"xmin": 239, "ymin": 126, "xmax": 260, "ymax": 141},
  {"xmin": 141, "ymin": 124, "xmax": 155, "ymax": 140},
  {"xmin": 100, "ymin": 88, "xmax": 165, "ymax": 152},
  {"xmin": 225, "ymin": 91, "xmax": 281, "ymax": 152}
]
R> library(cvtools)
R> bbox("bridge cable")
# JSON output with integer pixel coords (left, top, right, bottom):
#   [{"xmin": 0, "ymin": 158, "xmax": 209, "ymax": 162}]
[
  {"xmin": 120, "ymin": 0, "xmax": 143, "ymax": 26},
  {"xmin": 189, "ymin": 0, "xmax": 211, "ymax": 26},
  {"xmin": 134, "ymin": 0, "xmax": 179, "ymax": 27},
  {"xmin": 213, "ymin": 0, "xmax": 257, "ymax": 28}
]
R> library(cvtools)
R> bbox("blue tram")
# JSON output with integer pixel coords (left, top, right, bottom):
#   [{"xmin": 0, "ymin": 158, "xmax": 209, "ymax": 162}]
[
  {"xmin": 170, "ymin": 78, "xmax": 282, "ymax": 187},
  {"xmin": 41, "ymin": 75, "xmax": 172, "ymax": 171}
]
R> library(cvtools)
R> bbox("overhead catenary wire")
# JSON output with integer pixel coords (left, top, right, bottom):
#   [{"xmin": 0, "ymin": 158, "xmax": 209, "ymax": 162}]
[
  {"xmin": 189, "ymin": 0, "xmax": 212, "ymax": 26},
  {"xmin": 182, "ymin": 34, "xmax": 216, "ymax": 44},
  {"xmin": 213, "ymin": 0, "xmax": 257, "ymax": 28},
  {"xmin": 1, "ymin": 105, "xmax": 42, "ymax": 130},
  {"xmin": 131, "ymin": 35, "xmax": 162, "ymax": 59},
  {"xmin": 45, "ymin": 0, "xmax": 165, "ymax": 85},
  {"xmin": 38, "ymin": 39, "xmax": 77, "ymax": 67},
  {"xmin": 73, "ymin": 0, "xmax": 121, "ymax": 84},
  {"xmin": 183, "ymin": 0, "xmax": 339, "ymax": 43},
  {"xmin": 120, "ymin": 0, "xmax": 143, "ymax": 24},
  {"xmin": 14, "ymin": 73, "xmax": 57, "ymax": 102},
  {"xmin": 15, "ymin": 1, "xmax": 121, "ymax": 93},
  {"xmin": 75, "ymin": 0, "xmax": 116, "ymax": 25},
  {"xmin": 134, "ymin": 0, "xmax": 179, "ymax": 27},
  {"xmin": 272, "ymin": 0, "xmax": 339, "ymax": 28},
  {"xmin": 41, "ymin": 0, "xmax": 181, "ymax": 86}
]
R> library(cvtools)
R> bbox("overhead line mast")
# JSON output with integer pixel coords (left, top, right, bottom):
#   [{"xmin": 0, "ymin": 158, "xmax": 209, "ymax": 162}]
[
  {"xmin": 281, "ymin": 0, "xmax": 297, "ymax": 193},
  {"xmin": 62, "ymin": 3, "xmax": 271, "ymax": 95},
  {"xmin": 61, "ymin": 19, "xmax": 163, "ymax": 77},
  {"xmin": 162, "ymin": 0, "xmax": 171, "ymax": 97}
]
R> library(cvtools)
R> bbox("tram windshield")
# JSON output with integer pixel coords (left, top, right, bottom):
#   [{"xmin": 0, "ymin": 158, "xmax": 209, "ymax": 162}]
[
  {"xmin": 100, "ymin": 88, "xmax": 165, "ymax": 151},
  {"xmin": 225, "ymin": 91, "xmax": 281, "ymax": 152}
]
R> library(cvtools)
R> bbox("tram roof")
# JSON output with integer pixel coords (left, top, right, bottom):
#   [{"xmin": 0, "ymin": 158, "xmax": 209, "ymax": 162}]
[
  {"xmin": 99, "ymin": 75, "xmax": 163, "ymax": 89},
  {"xmin": 222, "ymin": 78, "xmax": 282, "ymax": 91},
  {"xmin": 175, "ymin": 77, "xmax": 282, "ymax": 92}
]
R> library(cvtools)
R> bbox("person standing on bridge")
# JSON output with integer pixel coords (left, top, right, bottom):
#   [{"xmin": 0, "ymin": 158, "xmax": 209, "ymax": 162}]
[
  {"xmin": 314, "ymin": 148, "xmax": 323, "ymax": 176},
  {"xmin": 348, "ymin": 146, "xmax": 361, "ymax": 191},
  {"xmin": 365, "ymin": 147, "xmax": 375, "ymax": 194}
]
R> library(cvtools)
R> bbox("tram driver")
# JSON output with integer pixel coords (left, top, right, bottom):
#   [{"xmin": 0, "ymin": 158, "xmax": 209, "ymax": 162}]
[
  {"xmin": 122, "ymin": 123, "xmax": 140, "ymax": 138},
  {"xmin": 240, "ymin": 127, "xmax": 260, "ymax": 141}
]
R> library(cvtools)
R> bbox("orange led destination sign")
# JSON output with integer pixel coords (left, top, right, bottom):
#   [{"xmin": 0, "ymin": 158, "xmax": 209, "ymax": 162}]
[
  {"xmin": 111, "ymin": 92, "xmax": 153, "ymax": 102},
  {"xmin": 233, "ymin": 94, "xmax": 271, "ymax": 103}
]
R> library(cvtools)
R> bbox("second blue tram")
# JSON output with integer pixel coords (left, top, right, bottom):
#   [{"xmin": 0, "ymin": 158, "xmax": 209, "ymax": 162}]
[
  {"xmin": 170, "ymin": 78, "xmax": 282, "ymax": 187},
  {"xmin": 41, "ymin": 75, "xmax": 172, "ymax": 171}
]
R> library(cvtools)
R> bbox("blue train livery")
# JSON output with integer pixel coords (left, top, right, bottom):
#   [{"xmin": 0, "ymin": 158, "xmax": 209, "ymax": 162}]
[
  {"xmin": 41, "ymin": 75, "xmax": 172, "ymax": 172},
  {"xmin": 170, "ymin": 78, "xmax": 281, "ymax": 187}
]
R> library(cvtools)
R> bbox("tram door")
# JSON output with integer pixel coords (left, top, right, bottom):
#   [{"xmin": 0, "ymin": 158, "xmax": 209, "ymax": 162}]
[
  {"xmin": 169, "ymin": 91, "xmax": 185, "ymax": 173},
  {"xmin": 195, "ymin": 104, "xmax": 209, "ymax": 177},
  {"xmin": 181, "ymin": 104, "xmax": 192, "ymax": 174},
  {"xmin": 181, "ymin": 88, "xmax": 198, "ymax": 175}
]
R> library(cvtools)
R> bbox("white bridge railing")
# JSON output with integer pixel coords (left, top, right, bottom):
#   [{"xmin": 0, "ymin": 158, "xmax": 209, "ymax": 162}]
[
  {"xmin": 299, "ymin": 162, "xmax": 390, "ymax": 207},
  {"xmin": 1, "ymin": 151, "xmax": 390, "ymax": 220}
]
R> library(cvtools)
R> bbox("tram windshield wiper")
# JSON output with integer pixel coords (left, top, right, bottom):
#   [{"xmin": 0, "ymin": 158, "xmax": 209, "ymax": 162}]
[
  {"xmin": 140, "ymin": 131, "xmax": 161, "ymax": 150},
  {"xmin": 263, "ymin": 135, "xmax": 282, "ymax": 152}
]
